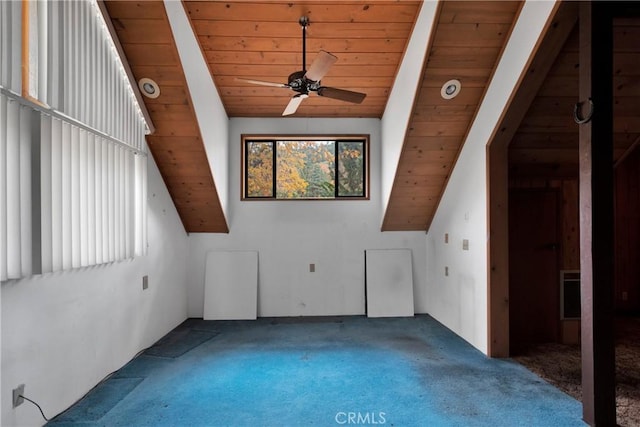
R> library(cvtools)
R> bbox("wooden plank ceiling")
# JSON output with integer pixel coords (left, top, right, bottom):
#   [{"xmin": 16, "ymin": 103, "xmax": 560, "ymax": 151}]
[
  {"xmin": 509, "ymin": 16, "xmax": 640, "ymax": 180},
  {"xmin": 104, "ymin": 1, "xmax": 228, "ymax": 233},
  {"xmin": 102, "ymin": 1, "xmax": 539, "ymax": 233},
  {"xmin": 184, "ymin": 1, "xmax": 421, "ymax": 118},
  {"xmin": 381, "ymin": 1, "xmax": 522, "ymax": 230}
]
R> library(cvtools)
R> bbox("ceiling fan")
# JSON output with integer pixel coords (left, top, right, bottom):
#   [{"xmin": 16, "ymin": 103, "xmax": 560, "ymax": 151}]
[{"xmin": 236, "ymin": 16, "xmax": 367, "ymax": 116}]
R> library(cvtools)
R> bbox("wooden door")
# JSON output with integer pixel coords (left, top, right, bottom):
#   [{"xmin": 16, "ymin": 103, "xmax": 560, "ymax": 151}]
[{"xmin": 509, "ymin": 189, "xmax": 561, "ymax": 354}]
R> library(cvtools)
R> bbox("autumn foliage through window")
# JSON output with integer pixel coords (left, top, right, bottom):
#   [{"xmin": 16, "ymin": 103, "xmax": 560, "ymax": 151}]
[{"xmin": 243, "ymin": 137, "xmax": 368, "ymax": 199}]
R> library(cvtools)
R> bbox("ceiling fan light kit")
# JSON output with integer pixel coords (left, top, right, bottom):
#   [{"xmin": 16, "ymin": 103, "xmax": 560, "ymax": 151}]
[{"xmin": 237, "ymin": 16, "xmax": 367, "ymax": 116}]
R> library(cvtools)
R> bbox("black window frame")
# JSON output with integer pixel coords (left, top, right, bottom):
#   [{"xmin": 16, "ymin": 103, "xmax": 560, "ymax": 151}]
[{"xmin": 241, "ymin": 135, "xmax": 369, "ymax": 201}]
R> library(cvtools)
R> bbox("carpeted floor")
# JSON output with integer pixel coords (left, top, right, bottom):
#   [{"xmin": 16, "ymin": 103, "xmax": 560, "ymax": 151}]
[{"xmin": 48, "ymin": 316, "xmax": 585, "ymax": 427}]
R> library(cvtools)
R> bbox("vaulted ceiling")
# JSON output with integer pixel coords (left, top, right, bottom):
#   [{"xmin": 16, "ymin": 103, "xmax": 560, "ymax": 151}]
[
  {"xmin": 104, "ymin": 1, "xmax": 630, "ymax": 235},
  {"xmin": 509, "ymin": 15, "xmax": 640, "ymax": 180}
]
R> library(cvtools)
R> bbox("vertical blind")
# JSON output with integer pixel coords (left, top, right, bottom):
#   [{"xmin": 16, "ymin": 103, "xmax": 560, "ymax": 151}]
[
  {"xmin": 0, "ymin": 0, "xmax": 22, "ymax": 93},
  {"xmin": 25, "ymin": 0, "xmax": 147, "ymax": 151},
  {"xmin": 1, "ymin": 0, "xmax": 148, "ymax": 281}
]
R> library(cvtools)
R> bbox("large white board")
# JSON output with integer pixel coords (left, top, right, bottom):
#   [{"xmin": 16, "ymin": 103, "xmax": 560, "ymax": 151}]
[
  {"xmin": 365, "ymin": 249, "xmax": 414, "ymax": 317},
  {"xmin": 204, "ymin": 251, "xmax": 258, "ymax": 320}
]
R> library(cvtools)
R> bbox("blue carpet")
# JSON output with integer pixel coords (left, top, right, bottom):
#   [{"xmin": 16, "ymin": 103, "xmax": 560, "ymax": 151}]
[
  {"xmin": 49, "ymin": 378, "xmax": 143, "ymax": 423},
  {"xmin": 48, "ymin": 316, "xmax": 586, "ymax": 426},
  {"xmin": 144, "ymin": 329, "xmax": 218, "ymax": 358}
]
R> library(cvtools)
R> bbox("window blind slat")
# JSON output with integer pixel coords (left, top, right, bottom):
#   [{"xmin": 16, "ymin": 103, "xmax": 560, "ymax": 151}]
[
  {"xmin": 87, "ymin": 132, "xmax": 96, "ymax": 266},
  {"xmin": 125, "ymin": 150, "xmax": 133, "ymax": 259},
  {"xmin": 134, "ymin": 153, "xmax": 143, "ymax": 256},
  {"xmin": 113, "ymin": 145, "xmax": 120, "ymax": 261},
  {"xmin": 6, "ymin": 99, "xmax": 21, "ymax": 278},
  {"xmin": 79, "ymin": 128, "xmax": 88, "ymax": 267},
  {"xmin": 95, "ymin": 136, "xmax": 104, "ymax": 265},
  {"xmin": 107, "ymin": 143, "xmax": 114, "ymax": 261},
  {"xmin": 119, "ymin": 147, "xmax": 126, "ymax": 259},
  {"xmin": 0, "ymin": 1, "xmax": 22, "ymax": 93},
  {"xmin": 37, "ymin": 0, "xmax": 48, "ymax": 103},
  {"xmin": 0, "ymin": 95, "xmax": 8, "ymax": 281},
  {"xmin": 61, "ymin": 121, "xmax": 72, "ymax": 270},
  {"xmin": 63, "ymin": 2, "xmax": 72, "ymax": 117},
  {"xmin": 19, "ymin": 105, "xmax": 33, "ymax": 277},
  {"xmin": 70, "ymin": 125, "xmax": 80, "ymax": 268},
  {"xmin": 40, "ymin": 114, "xmax": 53, "ymax": 273},
  {"xmin": 138, "ymin": 152, "xmax": 146, "ymax": 256},
  {"xmin": 102, "ymin": 139, "xmax": 109, "ymax": 262},
  {"xmin": 50, "ymin": 117, "xmax": 63, "ymax": 272}
]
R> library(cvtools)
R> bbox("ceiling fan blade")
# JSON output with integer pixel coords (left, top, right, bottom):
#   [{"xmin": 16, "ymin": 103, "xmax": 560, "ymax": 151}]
[
  {"xmin": 304, "ymin": 50, "xmax": 337, "ymax": 82},
  {"xmin": 282, "ymin": 94, "xmax": 308, "ymax": 116},
  {"xmin": 317, "ymin": 87, "xmax": 366, "ymax": 104},
  {"xmin": 235, "ymin": 78, "xmax": 289, "ymax": 88}
]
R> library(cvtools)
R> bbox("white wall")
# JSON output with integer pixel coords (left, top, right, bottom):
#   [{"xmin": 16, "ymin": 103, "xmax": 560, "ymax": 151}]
[
  {"xmin": 425, "ymin": 1, "xmax": 557, "ymax": 354},
  {"xmin": 164, "ymin": 0, "xmax": 230, "ymax": 218},
  {"xmin": 187, "ymin": 118, "xmax": 428, "ymax": 318},
  {"xmin": 1, "ymin": 155, "xmax": 189, "ymax": 427},
  {"xmin": 380, "ymin": 1, "xmax": 438, "ymax": 218}
]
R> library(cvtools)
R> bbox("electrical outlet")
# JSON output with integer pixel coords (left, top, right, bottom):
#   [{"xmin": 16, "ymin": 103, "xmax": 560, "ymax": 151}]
[
  {"xmin": 462, "ymin": 239, "xmax": 469, "ymax": 251},
  {"xmin": 13, "ymin": 384, "xmax": 25, "ymax": 408},
  {"xmin": 444, "ymin": 233, "xmax": 449, "ymax": 243},
  {"xmin": 142, "ymin": 275, "xmax": 149, "ymax": 290},
  {"xmin": 309, "ymin": 264, "xmax": 315, "ymax": 273},
  {"xmin": 445, "ymin": 266, "xmax": 449, "ymax": 277}
]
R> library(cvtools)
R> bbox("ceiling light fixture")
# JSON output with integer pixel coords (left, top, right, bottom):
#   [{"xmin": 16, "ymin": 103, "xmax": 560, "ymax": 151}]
[
  {"xmin": 138, "ymin": 78, "xmax": 160, "ymax": 99},
  {"xmin": 441, "ymin": 79, "xmax": 461, "ymax": 100}
]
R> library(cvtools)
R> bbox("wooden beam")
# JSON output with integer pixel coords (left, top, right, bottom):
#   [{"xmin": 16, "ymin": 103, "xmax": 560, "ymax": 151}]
[
  {"xmin": 578, "ymin": 2, "xmax": 616, "ymax": 426},
  {"xmin": 486, "ymin": 1, "xmax": 578, "ymax": 357}
]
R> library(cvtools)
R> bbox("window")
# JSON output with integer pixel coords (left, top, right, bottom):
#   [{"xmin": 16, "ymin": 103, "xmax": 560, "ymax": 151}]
[
  {"xmin": 1, "ymin": 0, "xmax": 148, "ymax": 281},
  {"xmin": 242, "ymin": 136, "xmax": 368, "ymax": 200}
]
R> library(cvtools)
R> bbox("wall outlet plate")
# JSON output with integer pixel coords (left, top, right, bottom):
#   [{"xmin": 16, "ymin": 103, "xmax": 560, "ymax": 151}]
[
  {"xmin": 13, "ymin": 384, "xmax": 24, "ymax": 408},
  {"xmin": 142, "ymin": 275, "xmax": 149, "ymax": 290}
]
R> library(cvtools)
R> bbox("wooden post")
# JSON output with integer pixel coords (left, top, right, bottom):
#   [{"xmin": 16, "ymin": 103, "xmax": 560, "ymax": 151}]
[{"xmin": 578, "ymin": 2, "xmax": 616, "ymax": 425}]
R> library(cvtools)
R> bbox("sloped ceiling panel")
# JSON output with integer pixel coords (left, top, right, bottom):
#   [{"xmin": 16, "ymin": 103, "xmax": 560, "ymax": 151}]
[
  {"xmin": 382, "ymin": 1, "xmax": 522, "ymax": 231},
  {"xmin": 103, "ymin": 1, "xmax": 229, "ymax": 233}
]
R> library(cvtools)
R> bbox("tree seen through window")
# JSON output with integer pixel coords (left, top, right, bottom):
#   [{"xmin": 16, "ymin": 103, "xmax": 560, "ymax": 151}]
[{"xmin": 244, "ymin": 137, "xmax": 367, "ymax": 199}]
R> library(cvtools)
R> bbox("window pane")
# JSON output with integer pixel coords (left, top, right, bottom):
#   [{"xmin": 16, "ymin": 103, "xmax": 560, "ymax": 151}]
[
  {"xmin": 337, "ymin": 142, "xmax": 364, "ymax": 197},
  {"xmin": 276, "ymin": 141, "xmax": 335, "ymax": 199},
  {"xmin": 243, "ymin": 137, "xmax": 367, "ymax": 200},
  {"xmin": 246, "ymin": 141, "xmax": 273, "ymax": 197}
]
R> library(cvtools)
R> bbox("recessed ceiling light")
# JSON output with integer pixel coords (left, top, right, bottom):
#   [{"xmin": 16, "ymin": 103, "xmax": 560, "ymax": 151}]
[
  {"xmin": 441, "ymin": 79, "xmax": 461, "ymax": 100},
  {"xmin": 138, "ymin": 78, "xmax": 160, "ymax": 99}
]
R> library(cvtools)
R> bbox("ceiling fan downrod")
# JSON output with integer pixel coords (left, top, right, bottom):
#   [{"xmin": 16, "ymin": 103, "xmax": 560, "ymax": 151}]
[{"xmin": 299, "ymin": 16, "xmax": 309, "ymax": 74}]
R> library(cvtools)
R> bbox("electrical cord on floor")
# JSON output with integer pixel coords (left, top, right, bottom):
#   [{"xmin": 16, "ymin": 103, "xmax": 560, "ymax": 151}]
[
  {"xmin": 17, "ymin": 342, "xmax": 157, "ymax": 423},
  {"xmin": 19, "ymin": 395, "xmax": 50, "ymax": 422},
  {"xmin": 40, "ymin": 343, "xmax": 155, "ymax": 422}
]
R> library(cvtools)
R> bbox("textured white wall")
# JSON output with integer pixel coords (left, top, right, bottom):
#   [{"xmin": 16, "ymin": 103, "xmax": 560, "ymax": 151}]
[
  {"xmin": 425, "ymin": 1, "xmax": 557, "ymax": 354},
  {"xmin": 381, "ymin": 1, "xmax": 438, "ymax": 219},
  {"xmin": 1, "ymin": 156, "xmax": 188, "ymax": 426},
  {"xmin": 187, "ymin": 118, "xmax": 428, "ymax": 318},
  {"xmin": 164, "ymin": 0, "xmax": 230, "ymax": 218}
]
